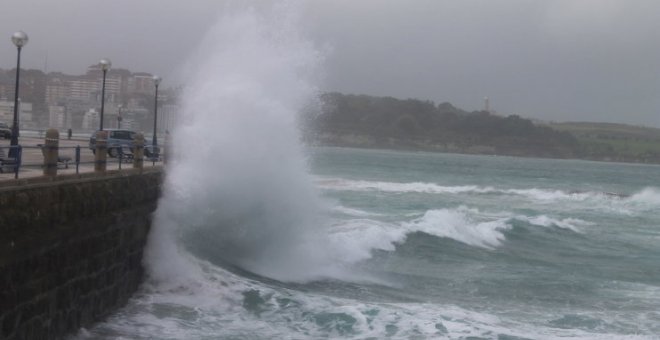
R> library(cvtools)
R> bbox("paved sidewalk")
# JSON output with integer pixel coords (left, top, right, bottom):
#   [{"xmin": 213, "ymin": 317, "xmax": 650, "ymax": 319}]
[{"xmin": 0, "ymin": 136, "xmax": 159, "ymax": 181}]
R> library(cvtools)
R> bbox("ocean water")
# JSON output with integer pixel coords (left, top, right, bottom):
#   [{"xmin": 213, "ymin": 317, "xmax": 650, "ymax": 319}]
[
  {"xmin": 73, "ymin": 147, "xmax": 660, "ymax": 339},
  {"xmin": 72, "ymin": 3, "xmax": 660, "ymax": 339}
]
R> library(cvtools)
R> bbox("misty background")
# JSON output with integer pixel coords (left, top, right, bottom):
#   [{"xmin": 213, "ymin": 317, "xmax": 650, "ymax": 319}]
[{"xmin": 1, "ymin": 0, "xmax": 659, "ymax": 127}]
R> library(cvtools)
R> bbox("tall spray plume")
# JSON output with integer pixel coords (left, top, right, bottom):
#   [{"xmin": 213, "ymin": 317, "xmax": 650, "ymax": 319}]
[{"xmin": 145, "ymin": 3, "xmax": 332, "ymax": 283}]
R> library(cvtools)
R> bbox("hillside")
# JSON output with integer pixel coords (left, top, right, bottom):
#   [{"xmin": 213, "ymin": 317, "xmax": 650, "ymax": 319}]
[
  {"xmin": 306, "ymin": 93, "xmax": 581, "ymax": 159},
  {"xmin": 304, "ymin": 93, "xmax": 660, "ymax": 164},
  {"xmin": 547, "ymin": 122, "xmax": 660, "ymax": 163}
]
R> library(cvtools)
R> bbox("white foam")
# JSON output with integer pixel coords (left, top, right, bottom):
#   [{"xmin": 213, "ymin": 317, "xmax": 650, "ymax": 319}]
[
  {"xmin": 326, "ymin": 219, "xmax": 407, "ymax": 262},
  {"xmin": 505, "ymin": 188, "xmax": 592, "ymax": 201},
  {"xmin": 322, "ymin": 207, "xmax": 590, "ymax": 267},
  {"xmin": 626, "ymin": 187, "xmax": 660, "ymax": 207},
  {"xmin": 324, "ymin": 206, "xmax": 511, "ymax": 259},
  {"xmin": 316, "ymin": 177, "xmax": 494, "ymax": 195},
  {"xmin": 73, "ymin": 257, "xmax": 658, "ymax": 339},
  {"xmin": 517, "ymin": 215, "xmax": 591, "ymax": 233},
  {"xmin": 144, "ymin": 3, "xmax": 338, "ymax": 284},
  {"xmin": 402, "ymin": 207, "xmax": 511, "ymax": 249},
  {"xmin": 316, "ymin": 178, "xmax": 660, "ymax": 217},
  {"xmin": 332, "ymin": 205, "xmax": 383, "ymax": 217},
  {"xmin": 316, "ymin": 177, "xmax": 622, "ymax": 203}
]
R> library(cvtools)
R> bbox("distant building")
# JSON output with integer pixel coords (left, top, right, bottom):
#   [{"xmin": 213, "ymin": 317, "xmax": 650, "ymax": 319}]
[
  {"xmin": 0, "ymin": 100, "xmax": 33, "ymax": 127},
  {"xmin": 0, "ymin": 100, "xmax": 14, "ymax": 122},
  {"xmin": 159, "ymin": 104, "xmax": 179, "ymax": 132},
  {"xmin": 46, "ymin": 76, "xmax": 70, "ymax": 105},
  {"xmin": 48, "ymin": 105, "xmax": 67, "ymax": 129},
  {"xmin": 0, "ymin": 70, "xmax": 47, "ymax": 126},
  {"xmin": 67, "ymin": 76, "xmax": 97, "ymax": 102},
  {"xmin": 0, "ymin": 63, "xmax": 179, "ymax": 132},
  {"xmin": 128, "ymin": 73, "xmax": 154, "ymax": 95},
  {"xmin": 0, "ymin": 72, "xmax": 14, "ymax": 101},
  {"xmin": 81, "ymin": 109, "xmax": 100, "ymax": 131},
  {"xmin": 19, "ymin": 101, "xmax": 34, "ymax": 127}
]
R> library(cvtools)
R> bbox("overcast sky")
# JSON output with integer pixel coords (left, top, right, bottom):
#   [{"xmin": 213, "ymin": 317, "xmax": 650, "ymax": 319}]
[{"xmin": 1, "ymin": 0, "xmax": 659, "ymax": 127}]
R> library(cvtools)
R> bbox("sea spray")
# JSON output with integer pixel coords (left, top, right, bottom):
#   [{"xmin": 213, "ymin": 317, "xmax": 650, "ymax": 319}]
[{"xmin": 144, "ymin": 3, "xmax": 331, "ymax": 283}]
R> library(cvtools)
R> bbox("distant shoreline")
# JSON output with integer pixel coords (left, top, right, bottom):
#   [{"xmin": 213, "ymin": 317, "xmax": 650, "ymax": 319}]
[{"xmin": 309, "ymin": 139, "xmax": 660, "ymax": 166}]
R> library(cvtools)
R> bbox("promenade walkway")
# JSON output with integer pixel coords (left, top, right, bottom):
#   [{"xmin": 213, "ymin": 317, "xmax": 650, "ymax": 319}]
[{"xmin": 0, "ymin": 135, "xmax": 161, "ymax": 181}]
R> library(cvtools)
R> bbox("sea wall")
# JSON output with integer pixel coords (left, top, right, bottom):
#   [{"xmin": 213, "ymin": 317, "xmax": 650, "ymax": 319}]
[{"xmin": 0, "ymin": 168, "xmax": 163, "ymax": 340}]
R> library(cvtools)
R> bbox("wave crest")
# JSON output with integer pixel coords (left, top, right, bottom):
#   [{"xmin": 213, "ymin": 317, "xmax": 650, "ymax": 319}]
[
  {"xmin": 318, "ymin": 178, "xmax": 659, "ymax": 208},
  {"xmin": 627, "ymin": 187, "xmax": 660, "ymax": 205},
  {"xmin": 325, "ymin": 206, "xmax": 587, "ymax": 268}
]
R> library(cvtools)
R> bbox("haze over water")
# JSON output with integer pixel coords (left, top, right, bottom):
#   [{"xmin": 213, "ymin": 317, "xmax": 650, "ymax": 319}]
[{"xmin": 73, "ymin": 3, "xmax": 660, "ymax": 339}]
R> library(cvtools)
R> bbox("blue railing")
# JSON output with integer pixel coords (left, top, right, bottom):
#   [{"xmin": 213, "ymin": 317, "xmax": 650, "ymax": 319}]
[
  {"xmin": 0, "ymin": 143, "xmax": 162, "ymax": 179},
  {"xmin": 0, "ymin": 145, "xmax": 22, "ymax": 179}
]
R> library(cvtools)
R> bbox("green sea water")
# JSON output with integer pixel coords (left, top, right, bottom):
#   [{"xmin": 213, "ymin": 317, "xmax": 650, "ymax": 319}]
[
  {"xmin": 310, "ymin": 147, "xmax": 660, "ymax": 337},
  {"xmin": 75, "ymin": 147, "xmax": 660, "ymax": 339}
]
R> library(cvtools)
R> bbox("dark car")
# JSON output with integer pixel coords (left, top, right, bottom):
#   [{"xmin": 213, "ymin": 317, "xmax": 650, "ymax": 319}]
[
  {"xmin": 0, "ymin": 122, "xmax": 11, "ymax": 139},
  {"xmin": 89, "ymin": 129, "xmax": 138, "ymax": 157}
]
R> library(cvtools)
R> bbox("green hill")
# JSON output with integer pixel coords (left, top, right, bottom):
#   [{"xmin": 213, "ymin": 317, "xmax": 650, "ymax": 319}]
[
  {"xmin": 304, "ymin": 93, "xmax": 660, "ymax": 164},
  {"xmin": 546, "ymin": 122, "xmax": 660, "ymax": 163},
  {"xmin": 306, "ymin": 93, "xmax": 580, "ymax": 159}
]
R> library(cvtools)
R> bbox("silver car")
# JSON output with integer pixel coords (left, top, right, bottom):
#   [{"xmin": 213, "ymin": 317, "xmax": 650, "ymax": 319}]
[{"xmin": 89, "ymin": 129, "xmax": 137, "ymax": 157}]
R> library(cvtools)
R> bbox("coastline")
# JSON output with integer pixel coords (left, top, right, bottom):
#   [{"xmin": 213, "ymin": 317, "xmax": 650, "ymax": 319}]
[{"xmin": 308, "ymin": 138, "xmax": 660, "ymax": 166}]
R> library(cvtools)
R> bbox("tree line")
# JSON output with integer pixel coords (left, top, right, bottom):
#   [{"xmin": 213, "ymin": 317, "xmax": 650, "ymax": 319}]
[{"xmin": 304, "ymin": 92, "xmax": 581, "ymax": 159}]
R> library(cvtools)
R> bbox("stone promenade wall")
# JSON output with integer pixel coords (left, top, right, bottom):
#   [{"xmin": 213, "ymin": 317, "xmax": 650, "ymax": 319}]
[{"xmin": 0, "ymin": 168, "xmax": 163, "ymax": 340}]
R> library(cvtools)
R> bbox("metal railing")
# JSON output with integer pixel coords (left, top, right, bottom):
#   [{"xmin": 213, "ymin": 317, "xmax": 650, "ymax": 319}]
[
  {"xmin": 0, "ymin": 143, "xmax": 162, "ymax": 180},
  {"xmin": 0, "ymin": 145, "xmax": 21, "ymax": 179}
]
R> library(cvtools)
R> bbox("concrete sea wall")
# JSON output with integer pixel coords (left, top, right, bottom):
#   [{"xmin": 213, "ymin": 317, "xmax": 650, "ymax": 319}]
[{"xmin": 0, "ymin": 168, "xmax": 162, "ymax": 340}]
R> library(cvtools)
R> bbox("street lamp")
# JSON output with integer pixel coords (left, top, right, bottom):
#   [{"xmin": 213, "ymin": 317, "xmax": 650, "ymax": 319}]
[
  {"xmin": 152, "ymin": 75, "xmax": 161, "ymax": 150},
  {"xmin": 117, "ymin": 104, "xmax": 123, "ymax": 129},
  {"xmin": 98, "ymin": 58, "xmax": 111, "ymax": 130},
  {"xmin": 9, "ymin": 31, "xmax": 28, "ymax": 158}
]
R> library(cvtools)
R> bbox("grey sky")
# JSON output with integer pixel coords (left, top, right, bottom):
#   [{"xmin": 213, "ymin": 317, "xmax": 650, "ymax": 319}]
[{"xmin": 1, "ymin": 0, "xmax": 659, "ymax": 127}]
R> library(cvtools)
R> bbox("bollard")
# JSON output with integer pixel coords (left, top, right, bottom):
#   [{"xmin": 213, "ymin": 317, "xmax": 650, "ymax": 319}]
[
  {"xmin": 95, "ymin": 130, "xmax": 108, "ymax": 172},
  {"xmin": 43, "ymin": 128, "xmax": 60, "ymax": 176},
  {"xmin": 133, "ymin": 132, "xmax": 145, "ymax": 171}
]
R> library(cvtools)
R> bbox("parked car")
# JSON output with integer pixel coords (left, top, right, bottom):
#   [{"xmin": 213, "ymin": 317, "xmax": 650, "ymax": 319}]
[
  {"xmin": 89, "ymin": 129, "xmax": 138, "ymax": 157},
  {"xmin": 0, "ymin": 122, "xmax": 11, "ymax": 139}
]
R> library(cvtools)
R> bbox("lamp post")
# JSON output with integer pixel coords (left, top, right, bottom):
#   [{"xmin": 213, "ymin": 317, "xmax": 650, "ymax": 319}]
[
  {"xmin": 9, "ymin": 31, "xmax": 28, "ymax": 158},
  {"xmin": 152, "ymin": 75, "xmax": 161, "ymax": 150},
  {"xmin": 98, "ymin": 58, "xmax": 111, "ymax": 130},
  {"xmin": 117, "ymin": 104, "xmax": 123, "ymax": 129}
]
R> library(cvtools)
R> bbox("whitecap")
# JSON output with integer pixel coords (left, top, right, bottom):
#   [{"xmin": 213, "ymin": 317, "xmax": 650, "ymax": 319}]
[
  {"xmin": 401, "ymin": 208, "xmax": 511, "ymax": 249},
  {"xmin": 516, "ymin": 215, "xmax": 592, "ymax": 233},
  {"xmin": 315, "ymin": 177, "xmax": 629, "ymax": 204},
  {"xmin": 332, "ymin": 205, "xmax": 384, "ymax": 217},
  {"xmin": 626, "ymin": 187, "xmax": 660, "ymax": 206}
]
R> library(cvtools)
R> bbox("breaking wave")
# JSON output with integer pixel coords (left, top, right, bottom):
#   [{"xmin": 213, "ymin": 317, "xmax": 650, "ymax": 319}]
[
  {"xmin": 627, "ymin": 187, "xmax": 660, "ymax": 205},
  {"xmin": 325, "ymin": 206, "xmax": 588, "ymax": 258},
  {"xmin": 317, "ymin": 177, "xmax": 658, "ymax": 206}
]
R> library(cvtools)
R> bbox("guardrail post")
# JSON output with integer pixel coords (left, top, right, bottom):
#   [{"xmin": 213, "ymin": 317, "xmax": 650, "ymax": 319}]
[
  {"xmin": 43, "ymin": 128, "xmax": 59, "ymax": 176},
  {"xmin": 75, "ymin": 145, "xmax": 80, "ymax": 174},
  {"xmin": 133, "ymin": 132, "xmax": 144, "ymax": 171},
  {"xmin": 14, "ymin": 145, "xmax": 21, "ymax": 179},
  {"xmin": 163, "ymin": 131, "xmax": 170, "ymax": 165},
  {"xmin": 95, "ymin": 130, "xmax": 108, "ymax": 172}
]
